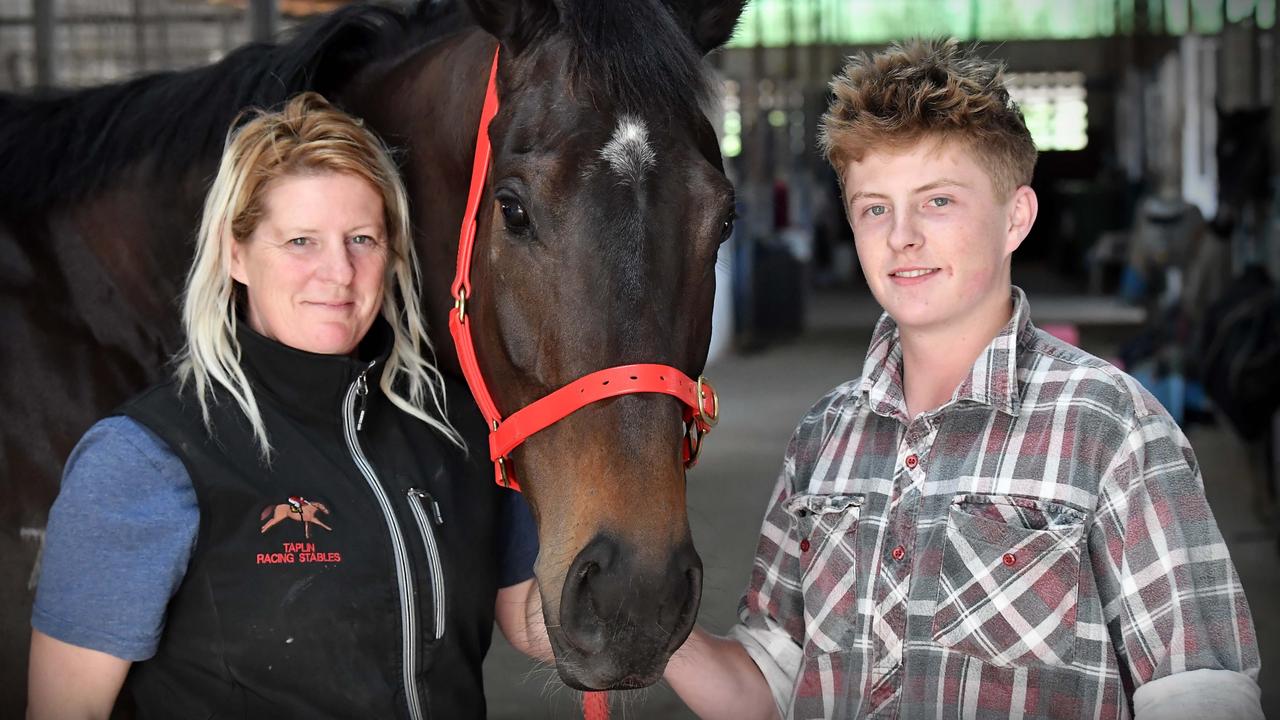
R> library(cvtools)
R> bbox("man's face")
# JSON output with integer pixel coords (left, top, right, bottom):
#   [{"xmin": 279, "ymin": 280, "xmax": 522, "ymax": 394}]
[{"xmin": 841, "ymin": 138, "xmax": 1036, "ymax": 336}]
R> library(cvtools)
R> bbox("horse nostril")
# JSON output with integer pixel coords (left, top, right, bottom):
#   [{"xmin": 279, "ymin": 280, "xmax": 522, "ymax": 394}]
[
  {"xmin": 664, "ymin": 562, "xmax": 704, "ymax": 654},
  {"xmin": 560, "ymin": 537, "xmax": 623, "ymax": 656}
]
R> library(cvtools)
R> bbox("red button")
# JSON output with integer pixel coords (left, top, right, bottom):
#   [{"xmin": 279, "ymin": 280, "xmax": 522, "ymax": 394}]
[
  {"xmin": 1002, "ymin": 553, "xmax": 1017, "ymax": 567},
  {"xmin": 891, "ymin": 545, "xmax": 906, "ymax": 561},
  {"xmin": 800, "ymin": 538, "xmax": 811, "ymax": 552},
  {"xmin": 905, "ymin": 454, "xmax": 919, "ymax": 469}
]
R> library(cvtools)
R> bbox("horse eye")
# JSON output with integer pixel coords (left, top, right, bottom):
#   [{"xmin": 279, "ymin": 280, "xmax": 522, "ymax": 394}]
[
  {"xmin": 720, "ymin": 213, "xmax": 736, "ymax": 242},
  {"xmin": 499, "ymin": 198, "xmax": 529, "ymax": 232}
]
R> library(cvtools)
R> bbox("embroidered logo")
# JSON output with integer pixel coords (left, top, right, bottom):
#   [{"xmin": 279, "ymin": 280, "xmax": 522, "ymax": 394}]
[
  {"xmin": 256, "ymin": 496, "xmax": 342, "ymax": 565},
  {"xmin": 261, "ymin": 495, "xmax": 331, "ymax": 539}
]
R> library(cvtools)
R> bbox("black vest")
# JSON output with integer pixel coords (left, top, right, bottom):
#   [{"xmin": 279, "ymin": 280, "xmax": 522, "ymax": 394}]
[{"xmin": 120, "ymin": 321, "xmax": 501, "ymax": 719}]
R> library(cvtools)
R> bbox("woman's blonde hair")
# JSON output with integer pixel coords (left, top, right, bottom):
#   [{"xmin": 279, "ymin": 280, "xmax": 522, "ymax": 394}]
[{"xmin": 177, "ymin": 91, "xmax": 461, "ymax": 456}]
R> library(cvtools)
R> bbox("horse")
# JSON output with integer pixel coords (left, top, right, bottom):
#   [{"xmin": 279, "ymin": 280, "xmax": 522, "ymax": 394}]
[
  {"xmin": 260, "ymin": 497, "xmax": 334, "ymax": 539},
  {"xmin": 0, "ymin": 0, "xmax": 745, "ymax": 710}
]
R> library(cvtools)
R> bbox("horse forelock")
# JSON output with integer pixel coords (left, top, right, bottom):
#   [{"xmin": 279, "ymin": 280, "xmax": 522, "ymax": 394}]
[{"xmin": 556, "ymin": 0, "xmax": 713, "ymax": 120}]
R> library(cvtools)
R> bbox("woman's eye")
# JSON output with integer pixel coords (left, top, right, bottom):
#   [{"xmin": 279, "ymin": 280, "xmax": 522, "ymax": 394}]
[
  {"xmin": 930, "ymin": 197, "xmax": 951, "ymax": 208},
  {"xmin": 866, "ymin": 205, "xmax": 887, "ymax": 217},
  {"xmin": 499, "ymin": 198, "xmax": 530, "ymax": 232},
  {"xmin": 288, "ymin": 237, "xmax": 309, "ymax": 247},
  {"xmin": 350, "ymin": 234, "xmax": 374, "ymax": 245}
]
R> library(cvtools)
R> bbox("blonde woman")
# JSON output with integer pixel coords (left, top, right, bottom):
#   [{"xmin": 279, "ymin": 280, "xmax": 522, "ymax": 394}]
[{"xmin": 27, "ymin": 92, "xmax": 543, "ymax": 719}]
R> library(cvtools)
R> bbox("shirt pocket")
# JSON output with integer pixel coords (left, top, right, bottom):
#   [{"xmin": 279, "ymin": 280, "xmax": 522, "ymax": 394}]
[
  {"xmin": 783, "ymin": 490, "xmax": 865, "ymax": 657},
  {"xmin": 931, "ymin": 493, "xmax": 1086, "ymax": 668}
]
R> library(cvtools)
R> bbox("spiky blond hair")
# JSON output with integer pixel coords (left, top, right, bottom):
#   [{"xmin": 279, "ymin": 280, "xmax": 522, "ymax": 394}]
[{"xmin": 820, "ymin": 38, "xmax": 1037, "ymax": 199}]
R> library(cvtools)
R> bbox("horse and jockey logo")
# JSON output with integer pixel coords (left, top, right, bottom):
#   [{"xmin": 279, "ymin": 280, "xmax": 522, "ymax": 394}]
[{"xmin": 260, "ymin": 496, "xmax": 332, "ymax": 539}]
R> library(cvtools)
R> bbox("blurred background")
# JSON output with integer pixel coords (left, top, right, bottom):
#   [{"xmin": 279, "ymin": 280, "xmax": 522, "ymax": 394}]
[{"xmin": 0, "ymin": 0, "xmax": 1276, "ymax": 717}]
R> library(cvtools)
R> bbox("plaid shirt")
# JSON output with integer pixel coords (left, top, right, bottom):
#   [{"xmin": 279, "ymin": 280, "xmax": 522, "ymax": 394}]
[{"xmin": 732, "ymin": 288, "xmax": 1260, "ymax": 719}]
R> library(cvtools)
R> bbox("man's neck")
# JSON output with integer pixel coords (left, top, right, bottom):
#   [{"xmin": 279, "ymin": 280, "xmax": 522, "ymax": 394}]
[{"xmin": 898, "ymin": 290, "xmax": 1015, "ymax": 419}]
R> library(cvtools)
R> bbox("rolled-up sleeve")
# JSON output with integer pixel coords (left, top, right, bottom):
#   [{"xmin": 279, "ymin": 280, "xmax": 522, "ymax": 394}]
[
  {"xmin": 1089, "ymin": 412, "xmax": 1262, "ymax": 719},
  {"xmin": 734, "ymin": 457, "xmax": 807, "ymax": 714}
]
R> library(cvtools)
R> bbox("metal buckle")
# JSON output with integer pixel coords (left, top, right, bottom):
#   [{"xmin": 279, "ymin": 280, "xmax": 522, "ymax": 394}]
[
  {"xmin": 696, "ymin": 376, "xmax": 719, "ymax": 428},
  {"xmin": 454, "ymin": 288, "xmax": 468, "ymax": 322},
  {"xmin": 497, "ymin": 456, "xmax": 511, "ymax": 488}
]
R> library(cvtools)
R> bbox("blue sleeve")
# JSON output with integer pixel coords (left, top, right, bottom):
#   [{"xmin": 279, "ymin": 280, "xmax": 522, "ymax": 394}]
[
  {"xmin": 32, "ymin": 416, "xmax": 198, "ymax": 661},
  {"xmin": 495, "ymin": 487, "xmax": 538, "ymax": 588}
]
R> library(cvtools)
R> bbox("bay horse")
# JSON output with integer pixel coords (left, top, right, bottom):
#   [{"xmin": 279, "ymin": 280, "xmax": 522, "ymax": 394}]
[{"xmin": 0, "ymin": 0, "xmax": 743, "ymax": 709}]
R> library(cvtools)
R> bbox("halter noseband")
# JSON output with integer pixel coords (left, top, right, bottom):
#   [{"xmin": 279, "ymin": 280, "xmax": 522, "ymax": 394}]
[{"xmin": 447, "ymin": 48, "xmax": 719, "ymax": 492}]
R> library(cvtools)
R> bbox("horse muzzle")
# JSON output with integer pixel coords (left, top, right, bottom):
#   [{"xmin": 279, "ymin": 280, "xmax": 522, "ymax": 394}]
[{"xmin": 549, "ymin": 532, "xmax": 703, "ymax": 690}]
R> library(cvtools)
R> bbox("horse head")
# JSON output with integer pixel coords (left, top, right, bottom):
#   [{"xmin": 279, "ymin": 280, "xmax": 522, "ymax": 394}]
[{"xmin": 364, "ymin": 0, "xmax": 744, "ymax": 690}]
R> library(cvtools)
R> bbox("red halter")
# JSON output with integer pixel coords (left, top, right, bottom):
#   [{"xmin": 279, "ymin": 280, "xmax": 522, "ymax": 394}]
[{"xmin": 448, "ymin": 48, "xmax": 719, "ymax": 492}]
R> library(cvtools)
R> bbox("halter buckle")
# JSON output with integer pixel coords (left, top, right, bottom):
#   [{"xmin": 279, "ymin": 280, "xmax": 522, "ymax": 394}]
[
  {"xmin": 696, "ymin": 376, "xmax": 719, "ymax": 428},
  {"xmin": 454, "ymin": 289, "xmax": 468, "ymax": 323},
  {"xmin": 497, "ymin": 456, "xmax": 511, "ymax": 488}
]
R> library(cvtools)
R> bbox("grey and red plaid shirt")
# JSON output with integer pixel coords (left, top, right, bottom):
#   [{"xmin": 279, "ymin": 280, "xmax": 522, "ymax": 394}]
[{"xmin": 731, "ymin": 288, "xmax": 1260, "ymax": 719}]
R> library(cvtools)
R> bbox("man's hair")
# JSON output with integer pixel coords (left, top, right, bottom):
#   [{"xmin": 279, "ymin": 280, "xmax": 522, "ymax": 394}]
[
  {"xmin": 819, "ymin": 38, "xmax": 1037, "ymax": 199},
  {"xmin": 177, "ymin": 91, "xmax": 462, "ymax": 457}
]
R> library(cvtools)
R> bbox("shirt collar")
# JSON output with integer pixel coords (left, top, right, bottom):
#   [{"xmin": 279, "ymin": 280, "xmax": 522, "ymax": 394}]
[{"xmin": 858, "ymin": 286, "xmax": 1033, "ymax": 421}]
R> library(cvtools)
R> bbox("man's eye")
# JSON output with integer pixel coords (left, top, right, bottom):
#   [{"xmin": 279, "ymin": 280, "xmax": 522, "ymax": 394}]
[{"xmin": 930, "ymin": 197, "xmax": 951, "ymax": 208}]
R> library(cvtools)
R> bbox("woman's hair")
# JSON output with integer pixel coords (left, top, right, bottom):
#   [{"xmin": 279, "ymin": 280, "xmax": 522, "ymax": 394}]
[
  {"xmin": 177, "ymin": 91, "xmax": 461, "ymax": 456},
  {"xmin": 819, "ymin": 38, "xmax": 1038, "ymax": 199}
]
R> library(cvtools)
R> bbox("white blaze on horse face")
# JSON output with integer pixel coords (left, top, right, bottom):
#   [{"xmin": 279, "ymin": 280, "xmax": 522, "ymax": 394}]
[{"xmin": 601, "ymin": 117, "xmax": 655, "ymax": 185}]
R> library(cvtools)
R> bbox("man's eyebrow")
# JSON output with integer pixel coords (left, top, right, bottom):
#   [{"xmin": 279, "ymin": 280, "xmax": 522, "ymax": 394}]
[
  {"xmin": 912, "ymin": 178, "xmax": 969, "ymax": 193},
  {"xmin": 846, "ymin": 178, "xmax": 969, "ymax": 204}
]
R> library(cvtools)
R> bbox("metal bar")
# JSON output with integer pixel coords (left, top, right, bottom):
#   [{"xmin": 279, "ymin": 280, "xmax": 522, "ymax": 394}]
[
  {"xmin": 32, "ymin": 0, "xmax": 54, "ymax": 89},
  {"xmin": 248, "ymin": 0, "xmax": 279, "ymax": 43}
]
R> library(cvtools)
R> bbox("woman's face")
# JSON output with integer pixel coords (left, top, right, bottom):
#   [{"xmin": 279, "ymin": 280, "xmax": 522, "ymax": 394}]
[{"xmin": 230, "ymin": 172, "xmax": 389, "ymax": 355}]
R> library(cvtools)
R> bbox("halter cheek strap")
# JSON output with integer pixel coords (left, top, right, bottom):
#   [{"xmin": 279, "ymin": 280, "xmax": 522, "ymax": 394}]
[{"xmin": 447, "ymin": 47, "xmax": 719, "ymax": 492}]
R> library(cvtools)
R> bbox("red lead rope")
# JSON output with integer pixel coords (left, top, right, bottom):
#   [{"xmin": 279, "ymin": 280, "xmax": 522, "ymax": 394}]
[
  {"xmin": 447, "ymin": 46, "xmax": 720, "ymax": 491},
  {"xmin": 448, "ymin": 48, "xmax": 720, "ymax": 720}
]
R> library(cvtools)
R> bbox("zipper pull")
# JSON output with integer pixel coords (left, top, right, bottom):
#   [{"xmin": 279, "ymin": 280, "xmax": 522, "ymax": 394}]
[
  {"xmin": 410, "ymin": 489, "xmax": 445, "ymax": 526},
  {"xmin": 355, "ymin": 370, "xmax": 369, "ymax": 431}
]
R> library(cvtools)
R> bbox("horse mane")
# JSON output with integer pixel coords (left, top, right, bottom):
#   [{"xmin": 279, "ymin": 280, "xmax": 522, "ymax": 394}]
[
  {"xmin": 559, "ymin": 0, "xmax": 713, "ymax": 118},
  {"xmin": 0, "ymin": 1, "xmax": 464, "ymax": 213}
]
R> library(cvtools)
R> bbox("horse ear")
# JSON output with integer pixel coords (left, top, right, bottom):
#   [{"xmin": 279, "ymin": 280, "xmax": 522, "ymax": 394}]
[
  {"xmin": 465, "ymin": 0, "xmax": 560, "ymax": 56},
  {"xmin": 671, "ymin": 0, "xmax": 747, "ymax": 54}
]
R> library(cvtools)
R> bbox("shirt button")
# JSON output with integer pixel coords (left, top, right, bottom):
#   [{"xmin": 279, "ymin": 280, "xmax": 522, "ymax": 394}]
[
  {"xmin": 905, "ymin": 454, "xmax": 919, "ymax": 470},
  {"xmin": 800, "ymin": 538, "xmax": 811, "ymax": 553},
  {"xmin": 1003, "ymin": 552, "xmax": 1017, "ymax": 567},
  {"xmin": 891, "ymin": 545, "xmax": 906, "ymax": 562}
]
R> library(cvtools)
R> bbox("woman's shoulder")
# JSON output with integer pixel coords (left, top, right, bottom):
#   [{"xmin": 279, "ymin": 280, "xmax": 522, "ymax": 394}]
[{"xmin": 66, "ymin": 415, "xmax": 187, "ymax": 488}]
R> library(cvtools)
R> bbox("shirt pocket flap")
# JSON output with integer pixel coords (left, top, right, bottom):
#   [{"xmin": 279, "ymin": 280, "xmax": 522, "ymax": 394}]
[{"xmin": 784, "ymin": 493, "xmax": 864, "ymax": 538}]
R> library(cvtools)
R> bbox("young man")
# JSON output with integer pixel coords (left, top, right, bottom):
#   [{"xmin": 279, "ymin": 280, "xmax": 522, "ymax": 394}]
[{"xmin": 666, "ymin": 39, "xmax": 1262, "ymax": 719}]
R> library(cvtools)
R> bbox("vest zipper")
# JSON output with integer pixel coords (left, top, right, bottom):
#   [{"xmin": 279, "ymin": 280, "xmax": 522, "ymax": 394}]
[
  {"xmin": 407, "ymin": 489, "xmax": 446, "ymax": 641},
  {"xmin": 341, "ymin": 362, "xmax": 425, "ymax": 720}
]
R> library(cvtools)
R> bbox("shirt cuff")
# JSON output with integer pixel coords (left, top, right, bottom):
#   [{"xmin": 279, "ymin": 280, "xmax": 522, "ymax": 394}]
[
  {"xmin": 1132, "ymin": 669, "xmax": 1262, "ymax": 720},
  {"xmin": 728, "ymin": 622, "xmax": 802, "ymax": 717}
]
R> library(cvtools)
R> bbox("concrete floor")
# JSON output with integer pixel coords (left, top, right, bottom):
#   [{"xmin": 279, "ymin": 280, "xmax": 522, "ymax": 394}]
[{"xmin": 482, "ymin": 285, "xmax": 1280, "ymax": 719}]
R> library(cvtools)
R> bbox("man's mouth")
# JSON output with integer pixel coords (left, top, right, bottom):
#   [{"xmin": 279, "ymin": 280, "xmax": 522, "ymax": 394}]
[{"xmin": 891, "ymin": 268, "xmax": 939, "ymax": 279}]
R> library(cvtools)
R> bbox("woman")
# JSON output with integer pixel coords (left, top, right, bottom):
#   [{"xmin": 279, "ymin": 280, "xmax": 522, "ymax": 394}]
[{"xmin": 28, "ymin": 92, "xmax": 546, "ymax": 719}]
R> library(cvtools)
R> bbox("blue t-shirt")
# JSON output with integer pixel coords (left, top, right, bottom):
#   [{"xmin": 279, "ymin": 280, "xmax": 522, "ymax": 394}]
[{"xmin": 33, "ymin": 416, "xmax": 539, "ymax": 661}]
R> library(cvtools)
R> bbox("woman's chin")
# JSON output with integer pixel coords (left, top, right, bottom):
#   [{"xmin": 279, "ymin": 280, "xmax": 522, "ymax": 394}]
[{"xmin": 285, "ymin": 327, "xmax": 360, "ymax": 356}]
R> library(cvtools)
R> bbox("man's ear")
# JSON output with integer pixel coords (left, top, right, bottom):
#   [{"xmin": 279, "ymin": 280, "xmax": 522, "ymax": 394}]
[
  {"xmin": 1005, "ymin": 185, "xmax": 1038, "ymax": 255},
  {"xmin": 465, "ymin": 0, "xmax": 560, "ymax": 57}
]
